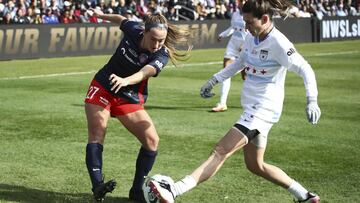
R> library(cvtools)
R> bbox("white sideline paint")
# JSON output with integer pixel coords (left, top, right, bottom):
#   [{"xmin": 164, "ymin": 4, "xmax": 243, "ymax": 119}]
[{"xmin": 0, "ymin": 50, "xmax": 358, "ymax": 81}]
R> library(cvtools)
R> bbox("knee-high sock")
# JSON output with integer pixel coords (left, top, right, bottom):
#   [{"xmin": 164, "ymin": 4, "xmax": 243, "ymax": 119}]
[
  {"xmin": 288, "ymin": 180, "xmax": 309, "ymax": 200},
  {"xmin": 86, "ymin": 143, "xmax": 104, "ymax": 190},
  {"xmin": 132, "ymin": 147, "xmax": 157, "ymax": 192},
  {"xmin": 220, "ymin": 78, "xmax": 231, "ymax": 105}
]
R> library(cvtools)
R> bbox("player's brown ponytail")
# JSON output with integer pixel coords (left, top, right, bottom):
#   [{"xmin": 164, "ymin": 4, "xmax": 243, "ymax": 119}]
[{"xmin": 242, "ymin": 0, "xmax": 294, "ymax": 19}]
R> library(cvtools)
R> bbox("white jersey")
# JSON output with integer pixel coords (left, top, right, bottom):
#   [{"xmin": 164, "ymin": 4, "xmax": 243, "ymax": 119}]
[
  {"xmin": 214, "ymin": 27, "xmax": 318, "ymax": 123},
  {"xmin": 218, "ymin": 9, "xmax": 247, "ymax": 41}
]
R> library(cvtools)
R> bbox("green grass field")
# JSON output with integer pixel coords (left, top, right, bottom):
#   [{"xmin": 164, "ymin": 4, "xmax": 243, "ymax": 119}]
[{"xmin": 0, "ymin": 40, "xmax": 359, "ymax": 203}]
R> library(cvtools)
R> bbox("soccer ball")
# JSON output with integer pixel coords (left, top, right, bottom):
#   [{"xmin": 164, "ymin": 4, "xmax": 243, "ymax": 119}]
[{"xmin": 142, "ymin": 174, "xmax": 175, "ymax": 203}]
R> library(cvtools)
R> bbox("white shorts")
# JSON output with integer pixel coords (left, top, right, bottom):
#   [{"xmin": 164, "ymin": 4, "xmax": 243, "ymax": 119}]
[
  {"xmin": 236, "ymin": 112, "xmax": 273, "ymax": 148},
  {"xmin": 224, "ymin": 37, "xmax": 244, "ymax": 60}
]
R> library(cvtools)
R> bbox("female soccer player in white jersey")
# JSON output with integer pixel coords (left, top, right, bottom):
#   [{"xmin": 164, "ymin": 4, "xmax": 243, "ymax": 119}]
[
  {"xmin": 84, "ymin": 8, "xmax": 192, "ymax": 202},
  {"xmin": 147, "ymin": 0, "xmax": 321, "ymax": 202},
  {"xmin": 212, "ymin": 0, "xmax": 248, "ymax": 112}
]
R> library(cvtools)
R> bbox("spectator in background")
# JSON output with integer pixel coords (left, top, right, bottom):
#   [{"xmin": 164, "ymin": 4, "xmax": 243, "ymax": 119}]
[
  {"xmin": 336, "ymin": 0, "xmax": 348, "ymax": 16},
  {"xmin": 110, "ymin": 0, "xmax": 125, "ymax": 14},
  {"xmin": 32, "ymin": 8, "xmax": 43, "ymax": 23},
  {"xmin": 163, "ymin": 0, "xmax": 176, "ymax": 21},
  {"xmin": 4, "ymin": 0, "xmax": 16, "ymax": 19},
  {"xmin": 0, "ymin": 3, "xmax": 5, "ymax": 22},
  {"xmin": 80, "ymin": 8, "xmax": 91, "ymax": 22},
  {"xmin": 73, "ymin": 1, "xmax": 84, "ymax": 22},
  {"xmin": 196, "ymin": 0, "xmax": 208, "ymax": 20},
  {"xmin": 60, "ymin": 9, "xmax": 75, "ymax": 23},
  {"xmin": 206, "ymin": 0, "xmax": 216, "ymax": 19},
  {"xmin": 2, "ymin": 12, "xmax": 12, "ymax": 23},
  {"xmin": 215, "ymin": 0, "xmax": 228, "ymax": 19},
  {"xmin": 224, "ymin": 0, "xmax": 237, "ymax": 19},
  {"xmin": 136, "ymin": 0, "xmax": 149, "ymax": 18},
  {"xmin": 98, "ymin": 0, "xmax": 108, "ymax": 13},
  {"xmin": 357, "ymin": 2, "xmax": 360, "ymax": 16},
  {"xmin": 345, "ymin": 0, "xmax": 357, "ymax": 16},
  {"xmin": 13, "ymin": 7, "xmax": 30, "ymax": 23},
  {"xmin": 42, "ymin": 7, "xmax": 59, "ymax": 23},
  {"xmin": 315, "ymin": 0, "xmax": 329, "ymax": 17}
]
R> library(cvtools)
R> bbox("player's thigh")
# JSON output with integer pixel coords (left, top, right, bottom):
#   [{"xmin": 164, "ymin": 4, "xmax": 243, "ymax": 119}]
[
  {"xmin": 116, "ymin": 110, "xmax": 159, "ymax": 150},
  {"xmin": 215, "ymin": 128, "xmax": 247, "ymax": 156},
  {"xmin": 243, "ymin": 142, "xmax": 265, "ymax": 168}
]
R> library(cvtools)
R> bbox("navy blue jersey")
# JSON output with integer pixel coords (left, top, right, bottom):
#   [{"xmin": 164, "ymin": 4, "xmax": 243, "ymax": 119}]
[{"xmin": 94, "ymin": 20, "xmax": 169, "ymax": 104}]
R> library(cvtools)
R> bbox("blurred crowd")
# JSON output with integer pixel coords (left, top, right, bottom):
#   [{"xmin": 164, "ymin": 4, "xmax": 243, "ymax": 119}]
[{"xmin": 0, "ymin": 0, "xmax": 359, "ymax": 24}]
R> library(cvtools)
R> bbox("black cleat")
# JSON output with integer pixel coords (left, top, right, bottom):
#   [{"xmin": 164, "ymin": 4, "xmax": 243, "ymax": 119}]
[
  {"xmin": 93, "ymin": 179, "xmax": 117, "ymax": 202},
  {"xmin": 129, "ymin": 187, "xmax": 146, "ymax": 203}
]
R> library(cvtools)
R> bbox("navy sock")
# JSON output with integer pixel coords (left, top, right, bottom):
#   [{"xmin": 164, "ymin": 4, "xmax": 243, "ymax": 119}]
[
  {"xmin": 86, "ymin": 143, "xmax": 104, "ymax": 190},
  {"xmin": 131, "ymin": 147, "xmax": 157, "ymax": 192}
]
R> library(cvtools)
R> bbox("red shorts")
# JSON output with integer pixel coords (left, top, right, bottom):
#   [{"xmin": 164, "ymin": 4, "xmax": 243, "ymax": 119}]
[{"xmin": 84, "ymin": 79, "xmax": 144, "ymax": 116}]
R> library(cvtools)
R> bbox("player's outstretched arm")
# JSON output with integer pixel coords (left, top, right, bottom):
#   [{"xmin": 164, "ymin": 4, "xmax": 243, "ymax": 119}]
[{"xmin": 88, "ymin": 8, "xmax": 126, "ymax": 24}]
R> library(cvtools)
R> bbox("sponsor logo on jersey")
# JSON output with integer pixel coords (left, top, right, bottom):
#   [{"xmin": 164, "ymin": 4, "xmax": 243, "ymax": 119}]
[
  {"xmin": 155, "ymin": 60, "xmax": 164, "ymax": 69},
  {"xmin": 259, "ymin": 50, "xmax": 268, "ymax": 61},
  {"xmin": 128, "ymin": 48, "xmax": 138, "ymax": 57},
  {"xmin": 287, "ymin": 48, "xmax": 296, "ymax": 56}
]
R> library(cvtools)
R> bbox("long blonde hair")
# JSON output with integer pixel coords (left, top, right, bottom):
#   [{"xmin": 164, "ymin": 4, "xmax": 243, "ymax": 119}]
[{"xmin": 144, "ymin": 14, "xmax": 193, "ymax": 66}]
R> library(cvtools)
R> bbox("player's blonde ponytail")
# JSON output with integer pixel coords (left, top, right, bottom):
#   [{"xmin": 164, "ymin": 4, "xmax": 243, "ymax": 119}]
[{"xmin": 144, "ymin": 13, "xmax": 193, "ymax": 66}]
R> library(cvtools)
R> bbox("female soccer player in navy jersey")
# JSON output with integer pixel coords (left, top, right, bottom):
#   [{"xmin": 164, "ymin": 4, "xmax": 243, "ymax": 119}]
[
  {"xmin": 148, "ymin": 0, "xmax": 321, "ymax": 202},
  {"xmin": 84, "ymin": 8, "xmax": 192, "ymax": 202}
]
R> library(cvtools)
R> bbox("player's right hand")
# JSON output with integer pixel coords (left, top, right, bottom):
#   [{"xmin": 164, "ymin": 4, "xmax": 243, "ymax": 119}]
[{"xmin": 200, "ymin": 76, "xmax": 218, "ymax": 98}]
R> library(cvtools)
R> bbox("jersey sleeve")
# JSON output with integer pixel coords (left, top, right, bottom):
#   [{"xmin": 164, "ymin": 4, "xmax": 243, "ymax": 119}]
[
  {"xmin": 147, "ymin": 49, "xmax": 169, "ymax": 77},
  {"xmin": 219, "ymin": 27, "xmax": 234, "ymax": 38},
  {"xmin": 214, "ymin": 54, "xmax": 245, "ymax": 82},
  {"xmin": 274, "ymin": 40, "xmax": 318, "ymax": 98}
]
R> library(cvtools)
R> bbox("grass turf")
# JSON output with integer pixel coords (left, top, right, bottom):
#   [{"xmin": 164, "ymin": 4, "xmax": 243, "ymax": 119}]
[{"xmin": 0, "ymin": 40, "xmax": 359, "ymax": 202}]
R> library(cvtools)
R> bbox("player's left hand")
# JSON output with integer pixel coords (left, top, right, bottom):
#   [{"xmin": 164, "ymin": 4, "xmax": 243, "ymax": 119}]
[
  {"xmin": 109, "ymin": 74, "xmax": 129, "ymax": 93},
  {"xmin": 200, "ymin": 76, "xmax": 218, "ymax": 98},
  {"xmin": 305, "ymin": 97, "xmax": 321, "ymax": 124}
]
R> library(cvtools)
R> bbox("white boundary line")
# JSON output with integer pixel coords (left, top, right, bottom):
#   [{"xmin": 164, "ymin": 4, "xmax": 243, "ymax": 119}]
[{"xmin": 0, "ymin": 50, "xmax": 358, "ymax": 81}]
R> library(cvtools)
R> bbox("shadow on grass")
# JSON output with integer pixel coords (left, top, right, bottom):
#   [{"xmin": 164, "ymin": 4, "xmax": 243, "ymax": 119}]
[{"xmin": 0, "ymin": 184, "xmax": 134, "ymax": 203}]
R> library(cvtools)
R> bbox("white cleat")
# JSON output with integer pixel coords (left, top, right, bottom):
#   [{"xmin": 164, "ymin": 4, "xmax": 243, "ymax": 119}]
[
  {"xmin": 211, "ymin": 103, "xmax": 228, "ymax": 112},
  {"xmin": 296, "ymin": 192, "xmax": 320, "ymax": 203},
  {"xmin": 143, "ymin": 174, "xmax": 175, "ymax": 203},
  {"xmin": 148, "ymin": 179, "xmax": 175, "ymax": 203}
]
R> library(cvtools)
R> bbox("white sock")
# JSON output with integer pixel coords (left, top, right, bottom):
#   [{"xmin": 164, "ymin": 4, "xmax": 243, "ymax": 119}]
[
  {"xmin": 287, "ymin": 180, "xmax": 309, "ymax": 200},
  {"xmin": 220, "ymin": 78, "xmax": 231, "ymax": 105},
  {"xmin": 173, "ymin": 175, "xmax": 197, "ymax": 197}
]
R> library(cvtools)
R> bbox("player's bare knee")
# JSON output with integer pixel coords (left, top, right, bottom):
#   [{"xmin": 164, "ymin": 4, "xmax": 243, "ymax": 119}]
[
  {"xmin": 88, "ymin": 126, "xmax": 106, "ymax": 141},
  {"xmin": 245, "ymin": 161, "xmax": 265, "ymax": 175},
  {"xmin": 144, "ymin": 135, "xmax": 159, "ymax": 151}
]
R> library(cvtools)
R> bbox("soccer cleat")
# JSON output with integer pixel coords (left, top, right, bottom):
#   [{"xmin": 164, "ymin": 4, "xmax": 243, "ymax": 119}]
[
  {"xmin": 296, "ymin": 192, "xmax": 320, "ymax": 203},
  {"xmin": 92, "ymin": 179, "xmax": 117, "ymax": 202},
  {"xmin": 129, "ymin": 187, "xmax": 146, "ymax": 203},
  {"xmin": 148, "ymin": 178, "xmax": 175, "ymax": 203},
  {"xmin": 211, "ymin": 103, "xmax": 228, "ymax": 112}
]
